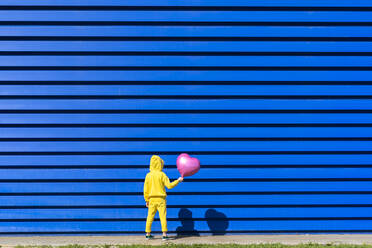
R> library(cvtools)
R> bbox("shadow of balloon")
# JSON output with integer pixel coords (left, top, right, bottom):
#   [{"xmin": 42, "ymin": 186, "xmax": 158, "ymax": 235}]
[
  {"xmin": 176, "ymin": 208, "xmax": 200, "ymax": 237},
  {"xmin": 205, "ymin": 208, "xmax": 229, "ymax": 235}
]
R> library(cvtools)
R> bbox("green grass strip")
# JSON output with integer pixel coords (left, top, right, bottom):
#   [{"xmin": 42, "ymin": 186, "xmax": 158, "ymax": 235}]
[{"xmin": 14, "ymin": 244, "xmax": 372, "ymax": 248}]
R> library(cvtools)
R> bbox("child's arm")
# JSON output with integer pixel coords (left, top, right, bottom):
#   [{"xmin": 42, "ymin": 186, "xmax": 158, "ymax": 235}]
[
  {"xmin": 163, "ymin": 174, "xmax": 183, "ymax": 189},
  {"xmin": 143, "ymin": 174, "xmax": 150, "ymax": 203}
]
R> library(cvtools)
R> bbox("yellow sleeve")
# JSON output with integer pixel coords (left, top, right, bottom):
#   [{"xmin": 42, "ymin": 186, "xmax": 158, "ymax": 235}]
[
  {"xmin": 163, "ymin": 173, "xmax": 180, "ymax": 189},
  {"xmin": 143, "ymin": 174, "xmax": 150, "ymax": 202}
]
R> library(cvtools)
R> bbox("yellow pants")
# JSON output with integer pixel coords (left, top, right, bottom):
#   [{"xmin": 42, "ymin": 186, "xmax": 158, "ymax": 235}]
[{"xmin": 146, "ymin": 197, "xmax": 167, "ymax": 233}]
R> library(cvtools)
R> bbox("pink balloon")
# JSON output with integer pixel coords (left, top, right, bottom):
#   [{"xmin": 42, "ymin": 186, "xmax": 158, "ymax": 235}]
[{"xmin": 176, "ymin": 153, "xmax": 200, "ymax": 177}]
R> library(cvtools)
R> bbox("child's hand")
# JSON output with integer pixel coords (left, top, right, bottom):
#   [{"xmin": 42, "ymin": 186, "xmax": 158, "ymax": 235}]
[
  {"xmin": 146, "ymin": 202, "xmax": 149, "ymax": 207},
  {"xmin": 178, "ymin": 177, "xmax": 184, "ymax": 182}
]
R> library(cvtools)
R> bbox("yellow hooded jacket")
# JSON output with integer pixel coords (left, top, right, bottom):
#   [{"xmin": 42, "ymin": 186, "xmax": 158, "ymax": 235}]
[{"xmin": 143, "ymin": 155, "xmax": 180, "ymax": 202}]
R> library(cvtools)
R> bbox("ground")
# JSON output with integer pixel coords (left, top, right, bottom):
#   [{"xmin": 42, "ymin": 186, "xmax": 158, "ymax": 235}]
[{"xmin": 1, "ymin": 235, "xmax": 372, "ymax": 247}]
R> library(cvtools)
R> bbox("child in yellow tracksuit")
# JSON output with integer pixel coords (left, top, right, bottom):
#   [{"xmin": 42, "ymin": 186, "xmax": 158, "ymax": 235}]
[{"xmin": 144, "ymin": 155, "xmax": 183, "ymax": 240}]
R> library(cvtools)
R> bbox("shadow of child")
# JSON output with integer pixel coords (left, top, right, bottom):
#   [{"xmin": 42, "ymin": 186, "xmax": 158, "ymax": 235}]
[{"xmin": 175, "ymin": 208, "xmax": 200, "ymax": 237}]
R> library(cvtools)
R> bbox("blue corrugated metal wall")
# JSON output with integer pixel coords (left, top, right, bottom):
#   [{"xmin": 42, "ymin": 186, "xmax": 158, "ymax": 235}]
[{"xmin": 0, "ymin": 0, "xmax": 372, "ymax": 234}]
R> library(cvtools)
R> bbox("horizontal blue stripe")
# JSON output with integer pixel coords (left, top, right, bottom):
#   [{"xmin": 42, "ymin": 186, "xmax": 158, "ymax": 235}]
[
  {"xmin": 0, "ymin": 220, "xmax": 370, "ymax": 232},
  {"xmin": 2, "ymin": 41, "xmax": 372, "ymax": 52},
  {"xmin": 1, "ymin": 141, "xmax": 372, "ymax": 152},
  {"xmin": 0, "ymin": 71, "xmax": 370, "ymax": 81},
  {"xmin": 1, "ymin": 11, "xmax": 371, "ymax": 22},
  {"xmin": 2, "ymin": 26, "xmax": 372, "ymax": 37},
  {"xmin": 1, "ymin": 194, "xmax": 372, "ymax": 206},
  {"xmin": 3, "ymin": 86, "xmax": 372, "ymax": 96},
  {"xmin": 2, "ymin": 127, "xmax": 372, "ymax": 138},
  {"xmin": 0, "ymin": 155, "xmax": 371, "ymax": 166},
  {"xmin": 2, "ymin": 99, "xmax": 372, "ymax": 110},
  {"xmin": 1, "ymin": 114, "xmax": 371, "ymax": 124},
  {"xmin": 1, "ymin": 207, "xmax": 372, "ymax": 219},
  {"xmin": 1, "ymin": 182, "xmax": 372, "ymax": 193},
  {"xmin": 0, "ymin": 168, "xmax": 371, "ymax": 179},
  {"xmin": 2, "ymin": 56, "xmax": 372, "ymax": 66},
  {"xmin": 0, "ymin": 0, "xmax": 371, "ymax": 7}
]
